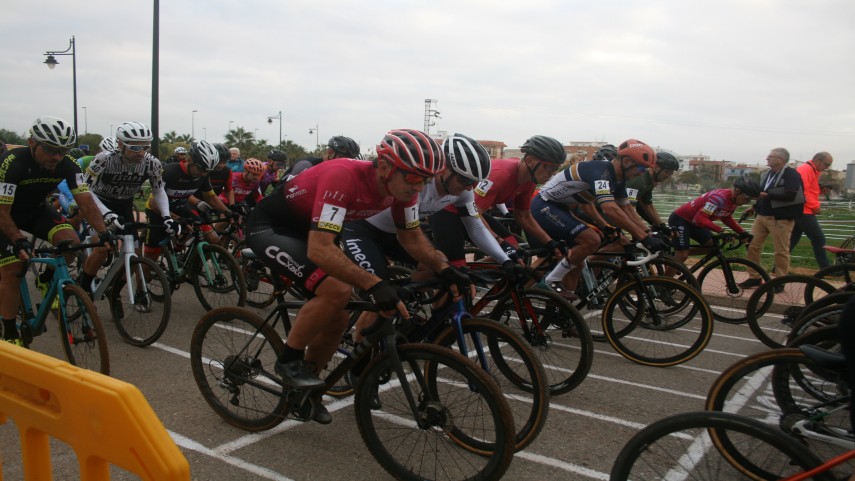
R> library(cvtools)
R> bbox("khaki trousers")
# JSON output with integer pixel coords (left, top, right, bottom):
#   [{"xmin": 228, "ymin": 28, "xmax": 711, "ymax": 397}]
[{"xmin": 746, "ymin": 215, "xmax": 795, "ymax": 279}]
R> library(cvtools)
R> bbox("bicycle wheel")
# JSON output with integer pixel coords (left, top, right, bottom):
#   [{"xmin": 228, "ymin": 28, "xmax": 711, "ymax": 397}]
[
  {"xmin": 58, "ymin": 284, "xmax": 110, "ymax": 375},
  {"xmin": 610, "ymin": 411, "xmax": 829, "ymax": 481},
  {"xmin": 786, "ymin": 304, "xmax": 842, "ymax": 345},
  {"xmin": 705, "ymin": 348, "xmax": 850, "ymax": 477},
  {"xmin": 109, "ymin": 256, "xmax": 172, "ymax": 347},
  {"xmin": 231, "ymin": 240, "xmax": 284, "ymax": 309},
  {"xmin": 813, "ymin": 263, "xmax": 855, "ymax": 290},
  {"xmin": 486, "ymin": 288, "xmax": 593, "ymax": 395},
  {"xmin": 355, "ymin": 343, "xmax": 515, "ymax": 481},
  {"xmin": 432, "ymin": 318, "xmax": 549, "ymax": 451},
  {"xmin": 746, "ymin": 275, "xmax": 837, "ymax": 348},
  {"xmin": 603, "ymin": 277, "xmax": 713, "ymax": 367},
  {"xmin": 190, "ymin": 307, "xmax": 288, "ymax": 431},
  {"xmin": 191, "ymin": 243, "xmax": 247, "ymax": 310},
  {"xmin": 697, "ymin": 257, "xmax": 769, "ymax": 324}
]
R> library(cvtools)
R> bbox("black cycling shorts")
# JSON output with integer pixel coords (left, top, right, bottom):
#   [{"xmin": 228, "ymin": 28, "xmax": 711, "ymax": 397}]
[
  {"xmin": 0, "ymin": 205, "xmax": 73, "ymax": 267},
  {"xmin": 340, "ymin": 220, "xmax": 414, "ymax": 279},
  {"xmin": 531, "ymin": 196, "xmax": 588, "ymax": 244},
  {"xmin": 245, "ymin": 207, "xmax": 328, "ymax": 295},
  {"xmin": 668, "ymin": 212, "xmax": 713, "ymax": 250}
]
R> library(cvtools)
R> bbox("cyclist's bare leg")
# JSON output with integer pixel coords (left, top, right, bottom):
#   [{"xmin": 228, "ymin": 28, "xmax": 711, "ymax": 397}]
[
  {"xmin": 288, "ymin": 276, "xmax": 352, "ymax": 371},
  {"xmin": 0, "ymin": 262, "xmax": 23, "ymax": 320},
  {"xmin": 557, "ymin": 229, "xmax": 599, "ymax": 292}
]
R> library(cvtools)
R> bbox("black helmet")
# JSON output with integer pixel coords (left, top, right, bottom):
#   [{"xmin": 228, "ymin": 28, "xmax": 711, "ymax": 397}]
[
  {"xmin": 190, "ymin": 140, "xmax": 220, "ymax": 171},
  {"xmin": 655, "ymin": 151, "xmax": 680, "ymax": 171},
  {"xmin": 68, "ymin": 148, "xmax": 86, "ymax": 159},
  {"xmin": 520, "ymin": 135, "xmax": 566, "ymax": 164},
  {"xmin": 213, "ymin": 143, "xmax": 230, "ymax": 164},
  {"xmin": 268, "ymin": 149, "xmax": 287, "ymax": 163},
  {"xmin": 443, "ymin": 133, "xmax": 492, "ymax": 182},
  {"xmin": 328, "ymin": 136, "xmax": 361, "ymax": 159},
  {"xmin": 592, "ymin": 144, "xmax": 617, "ymax": 161},
  {"xmin": 733, "ymin": 177, "xmax": 761, "ymax": 198}
]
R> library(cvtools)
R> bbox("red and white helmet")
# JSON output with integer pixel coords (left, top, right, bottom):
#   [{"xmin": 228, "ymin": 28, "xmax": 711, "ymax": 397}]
[{"xmin": 376, "ymin": 129, "xmax": 445, "ymax": 177}]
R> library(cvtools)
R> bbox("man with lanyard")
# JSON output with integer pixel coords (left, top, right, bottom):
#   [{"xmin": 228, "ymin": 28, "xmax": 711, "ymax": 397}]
[
  {"xmin": 245, "ymin": 129, "xmax": 467, "ymax": 424},
  {"xmin": 531, "ymin": 139, "xmax": 670, "ymax": 300},
  {"xmin": 625, "ymin": 150, "xmax": 680, "ymax": 231},
  {"xmin": 739, "ymin": 147, "xmax": 805, "ymax": 288},
  {"xmin": 80, "ymin": 122, "xmax": 172, "ymax": 293},
  {"xmin": 143, "ymin": 140, "xmax": 234, "ymax": 263},
  {"xmin": 789, "ymin": 152, "xmax": 833, "ymax": 270},
  {"xmin": 0, "ymin": 117, "xmax": 112, "ymax": 344}
]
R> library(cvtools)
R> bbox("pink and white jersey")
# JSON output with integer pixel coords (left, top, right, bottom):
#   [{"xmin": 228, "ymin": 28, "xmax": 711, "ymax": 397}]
[
  {"xmin": 673, "ymin": 188, "xmax": 744, "ymax": 233},
  {"xmin": 472, "ymin": 158, "xmax": 536, "ymax": 212},
  {"xmin": 275, "ymin": 158, "xmax": 418, "ymax": 234}
]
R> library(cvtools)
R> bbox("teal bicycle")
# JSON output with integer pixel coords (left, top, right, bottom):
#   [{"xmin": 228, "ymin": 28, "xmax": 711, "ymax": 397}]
[{"xmin": 11, "ymin": 239, "xmax": 110, "ymax": 375}]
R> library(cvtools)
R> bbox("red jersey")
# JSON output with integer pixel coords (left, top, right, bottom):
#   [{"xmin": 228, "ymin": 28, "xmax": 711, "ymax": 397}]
[
  {"xmin": 673, "ymin": 188, "xmax": 744, "ymax": 233},
  {"xmin": 472, "ymin": 158, "xmax": 536, "ymax": 212},
  {"xmin": 223, "ymin": 171, "xmax": 262, "ymax": 204},
  {"xmin": 268, "ymin": 158, "xmax": 418, "ymax": 234}
]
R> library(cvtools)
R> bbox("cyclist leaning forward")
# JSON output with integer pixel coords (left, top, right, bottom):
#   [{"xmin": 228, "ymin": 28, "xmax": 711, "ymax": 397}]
[
  {"xmin": 245, "ymin": 129, "xmax": 470, "ymax": 424},
  {"xmin": 531, "ymin": 139, "xmax": 671, "ymax": 299},
  {"xmin": 0, "ymin": 117, "xmax": 112, "ymax": 344},
  {"xmin": 668, "ymin": 176, "xmax": 760, "ymax": 266},
  {"xmin": 341, "ymin": 133, "xmax": 515, "ymax": 342},
  {"xmin": 142, "ymin": 141, "xmax": 234, "ymax": 264},
  {"xmin": 79, "ymin": 122, "xmax": 172, "ymax": 292}
]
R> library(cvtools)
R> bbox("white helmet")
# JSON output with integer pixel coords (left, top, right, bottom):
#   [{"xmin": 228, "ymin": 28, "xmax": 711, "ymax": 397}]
[
  {"xmin": 189, "ymin": 140, "xmax": 219, "ymax": 171},
  {"xmin": 116, "ymin": 122, "xmax": 153, "ymax": 143},
  {"xmin": 99, "ymin": 137, "xmax": 117, "ymax": 151},
  {"xmin": 174, "ymin": 146, "xmax": 187, "ymax": 154},
  {"xmin": 30, "ymin": 116, "xmax": 76, "ymax": 147},
  {"xmin": 443, "ymin": 133, "xmax": 491, "ymax": 182}
]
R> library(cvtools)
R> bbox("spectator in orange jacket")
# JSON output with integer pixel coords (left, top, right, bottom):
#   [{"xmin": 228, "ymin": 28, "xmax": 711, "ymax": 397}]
[{"xmin": 789, "ymin": 151, "xmax": 833, "ymax": 269}]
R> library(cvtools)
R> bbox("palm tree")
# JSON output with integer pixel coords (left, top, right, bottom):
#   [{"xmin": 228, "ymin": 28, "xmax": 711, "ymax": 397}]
[
  {"xmin": 161, "ymin": 131, "xmax": 179, "ymax": 144},
  {"xmin": 225, "ymin": 127, "xmax": 255, "ymax": 152}
]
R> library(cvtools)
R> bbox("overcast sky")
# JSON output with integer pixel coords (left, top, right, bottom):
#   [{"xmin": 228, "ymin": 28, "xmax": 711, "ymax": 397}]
[{"xmin": 3, "ymin": 0, "xmax": 854, "ymax": 165}]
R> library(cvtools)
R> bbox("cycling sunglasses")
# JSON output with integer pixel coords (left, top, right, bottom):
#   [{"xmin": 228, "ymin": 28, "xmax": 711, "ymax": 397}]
[
  {"xmin": 456, "ymin": 174, "xmax": 478, "ymax": 186},
  {"xmin": 38, "ymin": 143, "xmax": 70, "ymax": 156},
  {"xmin": 400, "ymin": 169, "xmax": 434, "ymax": 185},
  {"xmin": 124, "ymin": 144, "xmax": 151, "ymax": 153}
]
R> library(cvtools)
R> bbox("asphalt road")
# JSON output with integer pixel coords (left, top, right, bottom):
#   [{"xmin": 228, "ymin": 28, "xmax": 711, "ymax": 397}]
[{"xmin": 0, "ymin": 282, "xmax": 773, "ymax": 480}]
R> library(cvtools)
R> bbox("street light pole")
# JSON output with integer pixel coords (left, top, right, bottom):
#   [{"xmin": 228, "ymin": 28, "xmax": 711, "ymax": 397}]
[
  {"xmin": 43, "ymin": 36, "xmax": 78, "ymax": 145},
  {"xmin": 423, "ymin": 99, "xmax": 440, "ymax": 136},
  {"xmin": 203, "ymin": 127, "xmax": 207, "ymax": 141},
  {"xmin": 267, "ymin": 110, "xmax": 282, "ymax": 147},
  {"xmin": 192, "ymin": 109, "xmax": 198, "ymax": 140},
  {"xmin": 81, "ymin": 106, "xmax": 88, "ymax": 134},
  {"xmin": 228, "ymin": 120, "xmax": 234, "ymax": 134},
  {"xmin": 308, "ymin": 124, "xmax": 319, "ymax": 151}
]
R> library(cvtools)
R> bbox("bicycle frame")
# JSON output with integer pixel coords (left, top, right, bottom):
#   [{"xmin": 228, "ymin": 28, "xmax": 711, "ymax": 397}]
[
  {"xmin": 18, "ymin": 256, "xmax": 70, "ymax": 339},
  {"xmin": 86, "ymin": 233, "xmax": 147, "ymax": 304}
]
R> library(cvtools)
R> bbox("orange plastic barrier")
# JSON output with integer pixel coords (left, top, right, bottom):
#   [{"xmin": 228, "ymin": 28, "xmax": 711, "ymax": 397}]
[{"xmin": 0, "ymin": 342, "xmax": 190, "ymax": 480}]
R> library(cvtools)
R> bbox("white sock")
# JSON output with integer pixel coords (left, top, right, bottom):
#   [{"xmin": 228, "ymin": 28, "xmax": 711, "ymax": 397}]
[{"xmin": 545, "ymin": 259, "xmax": 575, "ymax": 284}]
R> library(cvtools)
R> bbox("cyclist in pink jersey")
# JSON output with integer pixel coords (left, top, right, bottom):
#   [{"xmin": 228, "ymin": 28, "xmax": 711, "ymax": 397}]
[
  {"xmin": 220, "ymin": 157, "xmax": 263, "ymax": 207},
  {"xmin": 245, "ymin": 129, "xmax": 467, "ymax": 424},
  {"xmin": 668, "ymin": 177, "xmax": 760, "ymax": 265},
  {"xmin": 471, "ymin": 135, "xmax": 569, "ymax": 260}
]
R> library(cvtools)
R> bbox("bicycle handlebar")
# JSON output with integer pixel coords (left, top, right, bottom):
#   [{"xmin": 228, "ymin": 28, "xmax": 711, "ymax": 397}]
[{"xmin": 626, "ymin": 243, "xmax": 660, "ymax": 266}]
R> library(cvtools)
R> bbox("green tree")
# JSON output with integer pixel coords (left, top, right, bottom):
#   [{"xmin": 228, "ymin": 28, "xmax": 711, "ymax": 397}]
[
  {"xmin": 0, "ymin": 128, "xmax": 27, "ymax": 146},
  {"xmin": 678, "ymin": 170, "xmax": 699, "ymax": 185},
  {"xmin": 225, "ymin": 127, "xmax": 255, "ymax": 153},
  {"xmin": 161, "ymin": 130, "xmax": 180, "ymax": 144},
  {"xmin": 78, "ymin": 133, "xmax": 104, "ymax": 153}
]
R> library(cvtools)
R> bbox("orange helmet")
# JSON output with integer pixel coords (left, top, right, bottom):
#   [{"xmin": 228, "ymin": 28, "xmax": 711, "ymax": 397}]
[
  {"xmin": 617, "ymin": 139, "xmax": 656, "ymax": 168},
  {"xmin": 243, "ymin": 158, "xmax": 264, "ymax": 174}
]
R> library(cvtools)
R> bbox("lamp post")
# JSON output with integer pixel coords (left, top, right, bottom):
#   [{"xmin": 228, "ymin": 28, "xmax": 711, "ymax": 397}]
[
  {"xmin": 254, "ymin": 129, "xmax": 259, "ymax": 141},
  {"xmin": 203, "ymin": 127, "xmax": 207, "ymax": 141},
  {"xmin": 43, "ymin": 36, "xmax": 78, "ymax": 145},
  {"xmin": 308, "ymin": 124, "xmax": 319, "ymax": 151},
  {"xmin": 228, "ymin": 120, "xmax": 234, "ymax": 134},
  {"xmin": 81, "ymin": 106, "xmax": 88, "ymax": 134},
  {"xmin": 267, "ymin": 110, "xmax": 282, "ymax": 147},
  {"xmin": 191, "ymin": 110, "xmax": 198, "ymax": 140}
]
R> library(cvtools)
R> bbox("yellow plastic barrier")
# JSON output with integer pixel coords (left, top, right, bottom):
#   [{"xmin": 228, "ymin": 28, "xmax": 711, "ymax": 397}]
[{"xmin": 0, "ymin": 342, "xmax": 190, "ymax": 480}]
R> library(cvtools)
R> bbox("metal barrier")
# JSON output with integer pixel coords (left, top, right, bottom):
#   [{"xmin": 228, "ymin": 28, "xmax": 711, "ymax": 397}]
[{"xmin": 0, "ymin": 342, "xmax": 190, "ymax": 480}]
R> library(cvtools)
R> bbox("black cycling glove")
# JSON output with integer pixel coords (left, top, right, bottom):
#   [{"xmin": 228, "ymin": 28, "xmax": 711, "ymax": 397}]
[
  {"xmin": 97, "ymin": 230, "xmax": 118, "ymax": 247},
  {"xmin": 545, "ymin": 239, "xmax": 568, "ymax": 256},
  {"xmin": 13, "ymin": 238, "xmax": 33, "ymax": 257},
  {"xmin": 501, "ymin": 259, "xmax": 527, "ymax": 285},
  {"xmin": 641, "ymin": 234, "xmax": 670, "ymax": 253},
  {"xmin": 438, "ymin": 266, "xmax": 472, "ymax": 293},
  {"xmin": 365, "ymin": 280, "xmax": 401, "ymax": 311},
  {"xmin": 737, "ymin": 231, "xmax": 754, "ymax": 242}
]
